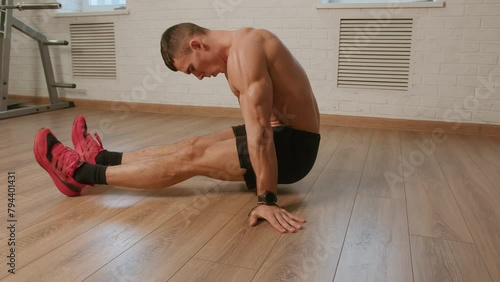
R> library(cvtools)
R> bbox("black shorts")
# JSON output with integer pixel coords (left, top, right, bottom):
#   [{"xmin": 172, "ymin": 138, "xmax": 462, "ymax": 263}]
[{"xmin": 232, "ymin": 124, "xmax": 320, "ymax": 189}]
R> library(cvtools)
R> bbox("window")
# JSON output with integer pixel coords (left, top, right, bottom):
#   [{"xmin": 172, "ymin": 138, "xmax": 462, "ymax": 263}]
[
  {"xmin": 58, "ymin": 0, "xmax": 127, "ymax": 14},
  {"xmin": 323, "ymin": 0, "xmax": 433, "ymax": 3},
  {"xmin": 83, "ymin": 0, "xmax": 126, "ymax": 12},
  {"xmin": 317, "ymin": 0, "xmax": 444, "ymax": 8}
]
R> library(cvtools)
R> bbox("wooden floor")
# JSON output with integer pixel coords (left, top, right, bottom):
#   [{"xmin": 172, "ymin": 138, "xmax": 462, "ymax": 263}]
[{"xmin": 0, "ymin": 107, "xmax": 499, "ymax": 282}]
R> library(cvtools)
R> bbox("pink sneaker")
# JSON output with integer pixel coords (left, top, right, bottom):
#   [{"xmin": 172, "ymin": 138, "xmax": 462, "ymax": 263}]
[
  {"xmin": 34, "ymin": 128, "xmax": 86, "ymax": 197},
  {"xmin": 72, "ymin": 115, "xmax": 104, "ymax": 165}
]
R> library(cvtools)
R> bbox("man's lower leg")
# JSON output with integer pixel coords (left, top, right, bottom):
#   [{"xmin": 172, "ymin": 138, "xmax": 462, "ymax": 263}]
[
  {"xmin": 95, "ymin": 151, "xmax": 123, "ymax": 166},
  {"xmin": 74, "ymin": 163, "xmax": 108, "ymax": 185}
]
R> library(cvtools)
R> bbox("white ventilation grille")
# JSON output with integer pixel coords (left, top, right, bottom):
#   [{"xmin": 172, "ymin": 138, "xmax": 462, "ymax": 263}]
[
  {"xmin": 70, "ymin": 22, "xmax": 116, "ymax": 78},
  {"xmin": 337, "ymin": 18, "xmax": 413, "ymax": 91}
]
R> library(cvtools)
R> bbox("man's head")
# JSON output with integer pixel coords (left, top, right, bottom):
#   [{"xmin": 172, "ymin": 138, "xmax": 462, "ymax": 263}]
[{"xmin": 160, "ymin": 22, "xmax": 224, "ymax": 80}]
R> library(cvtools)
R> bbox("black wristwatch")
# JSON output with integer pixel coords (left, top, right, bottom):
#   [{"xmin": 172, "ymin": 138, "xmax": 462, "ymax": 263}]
[{"xmin": 257, "ymin": 191, "xmax": 278, "ymax": 206}]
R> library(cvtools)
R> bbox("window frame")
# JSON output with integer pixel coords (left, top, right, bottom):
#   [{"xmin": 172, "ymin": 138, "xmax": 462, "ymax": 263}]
[{"xmin": 316, "ymin": 0, "xmax": 445, "ymax": 9}]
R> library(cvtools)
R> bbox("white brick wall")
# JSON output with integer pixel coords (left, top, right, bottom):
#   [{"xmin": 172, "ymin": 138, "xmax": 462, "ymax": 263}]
[
  {"xmin": 403, "ymin": 107, "xmax": 436, "ymax": 119},
  {"xmin": 481, "ymin": 42, "xmax": 500, "ymax": 53},
  {"xmin": 8, "ymin": 0, "xmax": 500, "ymax": 125},
  {"xmin": 443, "ymin": 41, "xmax": 480, "ymax": 53},
  {"xmin": 438, "ymin": 86, "xmax": 476, "ymax": 98},
  {"xmin": 493, "ymin": 101, "xmax": 500, "ymax": 111}
]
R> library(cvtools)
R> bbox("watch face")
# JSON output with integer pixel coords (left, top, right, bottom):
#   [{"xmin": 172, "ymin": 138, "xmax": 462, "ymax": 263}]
[
  {"xmin": 258, "ymin": 192, "xmax": 277, "ymax": 205},
  {"xmin": 265, "ymin": 192, "xmax": 277, "ymax": 204}
]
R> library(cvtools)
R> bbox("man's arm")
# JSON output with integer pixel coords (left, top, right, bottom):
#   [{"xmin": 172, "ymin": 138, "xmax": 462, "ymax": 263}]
[
  {"xmin": 230, "ymin": 31, "xmax": 304, "ymax": 233},
  {"xmin": 238, "ymin": 67, "xmax": 277, "ymax": 197}
]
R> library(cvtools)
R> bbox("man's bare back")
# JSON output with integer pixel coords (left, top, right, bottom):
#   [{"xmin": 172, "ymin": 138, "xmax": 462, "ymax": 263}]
[{"xmin": 226, "ymin": 28, "xmax": 320, "ymax": 134}]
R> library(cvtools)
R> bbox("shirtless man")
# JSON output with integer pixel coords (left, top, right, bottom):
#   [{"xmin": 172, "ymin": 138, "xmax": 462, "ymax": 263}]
[{"xmin": 33, "ymin": 23, "xmax": 321, "ymax": 234}]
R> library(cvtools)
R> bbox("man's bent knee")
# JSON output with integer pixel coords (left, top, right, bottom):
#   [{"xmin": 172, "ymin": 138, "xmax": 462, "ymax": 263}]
[
  {"xmin": 183, "ymin": 136, "xmax": 201, "ymax": 147},
  {"xmin": 181, "ymin": 139, "xmax": 206, "ymax": 163}
]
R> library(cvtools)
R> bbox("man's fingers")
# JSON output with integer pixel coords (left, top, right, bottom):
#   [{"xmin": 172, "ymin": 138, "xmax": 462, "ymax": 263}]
[
  {"xmin": 281, "ymin": 212, "xmax": 303, "ymax": 230},
  {"xmin": 249, "ymin": 213, "xmax": 258, "ymax": 226},
  {"xmin": 275, "ymin": 212, "xmax": 297, "ymax": 233},
  {"xmin": 281, "ymin": 209, "xmax": 306, "ymax": 223},
  {"xmin": 267, "ymin": 215, "xmax": 287, "ymax": 233},
  {"xmin": 249, "ymin": 211, "xmax": 287, "ymax": 233}
]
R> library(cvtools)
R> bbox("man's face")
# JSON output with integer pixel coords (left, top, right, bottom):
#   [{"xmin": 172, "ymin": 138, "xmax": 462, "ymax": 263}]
[{"xmin": 174, "ymin": 39, "xmax": 223, "ymax": 80}]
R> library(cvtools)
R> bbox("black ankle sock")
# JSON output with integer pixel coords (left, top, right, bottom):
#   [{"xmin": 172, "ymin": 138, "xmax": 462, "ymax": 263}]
[
  {"xmin": 95, "ymin": 150, "xmax": 123, "ymax": 166},
  {"xmin": 74, "ymin": 163, "xmax": 108, "ymax": 185}
]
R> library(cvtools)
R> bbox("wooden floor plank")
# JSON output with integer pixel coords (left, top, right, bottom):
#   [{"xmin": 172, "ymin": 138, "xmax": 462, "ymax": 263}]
[
  {"xmin": 0, "ymin": 182, "xmax": 114, "ymax": 233},
  {"xmin": 84, "ymin": 183, "xmax": 247, "ymax": 281},
  {"xmin": 411, "ymin": 235, "xmax": 461, "ymax": 282},
  {"xmin": 0, "ymin": 166, "xmax": 67, "ymax": 213},
  {"xmin": 193, "ymin": 198, "xmax": 283, "ymax": 270},
  {"xmin": 25, "ymin": 208, "xmax": 228, "ymax": 282},
  {"xmin": 0, "ymin": 188, "xmax": 156, "ymax": 280},
  {"xmin": 457, "ymin": 134, "xmax": 500, "ymax": 193},
  {"xmin": 334, "ymin": 195, "xmax": 413, "ymax": 282},
  {"xmin": 1, "ymin": 178, "xmax": 216, "ymax": 281},
  {"xmin": 400, "ymin": 131, "xmax": 473, "ymax": 242},
  {"xmin": 434, "ymin": 135, "xmax": 500, "ymax": 281},
  {"xmin": 253, "ymin": 170, "xmax": 361, "ymax": 282},
  {"xmin": 411, "ymin": 235, "xmax": 492, "ymax": 282},
  {"xmin": 194, "ymin": 166, "xmax": 321, "ymax": 270},
  {"xmin": 310, "ymin": 125, "xmax": 347, "ymax": 172},
  {"xmin": 169, "ymin": 258, "xmax": 256, "ymax": 282},
  {"xmin": 446, "ymin": 239, "xmax": 493, "ymax": 282},
  {"xmin": 325, "ymin": 127, "xmax": 373, "ymax": 172},
  {"xmin": 0, "ymin": 151, "xmax": 111, "ymax": 225},
  {"xmin": 357, "ymin": 129, "xmax": 404, "ymax": 199}
]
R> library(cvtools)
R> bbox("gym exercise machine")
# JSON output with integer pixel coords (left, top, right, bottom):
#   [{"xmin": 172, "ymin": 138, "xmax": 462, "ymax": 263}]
[{"xmin": 0, "ymin": 1, "xmax": 75, "ymax": 119}]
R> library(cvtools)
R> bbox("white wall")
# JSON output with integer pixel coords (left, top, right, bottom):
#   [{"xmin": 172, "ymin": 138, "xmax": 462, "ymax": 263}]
[{"xmin": 8, "ymin": 0, "xmax": 500, "ymax": 124}]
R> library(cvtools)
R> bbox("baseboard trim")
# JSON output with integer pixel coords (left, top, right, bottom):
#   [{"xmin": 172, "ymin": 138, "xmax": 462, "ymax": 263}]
[
  {"xmin": 9, "ymin": 95, "xmax": 500, "ymax": 136},
  {"xmin": 320, "ymin": 114, "xmax": 499, "ymax": 136}
]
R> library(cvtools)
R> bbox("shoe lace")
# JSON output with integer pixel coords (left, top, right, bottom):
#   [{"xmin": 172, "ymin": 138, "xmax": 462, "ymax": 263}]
[
  {"xmin": 85, "ymin": 132, "xmax": 104, "ymax": 152},
  {"xmin": 58, "ymin": 147, "xmax": 82, "ymax": 177},
  {"xmin": 94, "ymin": 132, "xmax": 103, "ymax": 147}
]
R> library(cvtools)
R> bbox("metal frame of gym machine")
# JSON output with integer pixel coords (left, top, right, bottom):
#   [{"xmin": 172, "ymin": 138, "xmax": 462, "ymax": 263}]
[{"xmin": 0, "ymin": 1, "xmax": 75, "ymax": 119}]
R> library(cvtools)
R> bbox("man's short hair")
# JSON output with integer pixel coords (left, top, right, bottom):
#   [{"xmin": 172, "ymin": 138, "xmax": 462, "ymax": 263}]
[{"xmin": 160, "ymin": 23, "xmax": 208, "ymax": 72}]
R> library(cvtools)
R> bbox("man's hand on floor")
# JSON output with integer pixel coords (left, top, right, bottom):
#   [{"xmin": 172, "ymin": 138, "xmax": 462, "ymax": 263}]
[{"xmin": 249, "ymin": 205, "xmax": 306, "ymax": 233}]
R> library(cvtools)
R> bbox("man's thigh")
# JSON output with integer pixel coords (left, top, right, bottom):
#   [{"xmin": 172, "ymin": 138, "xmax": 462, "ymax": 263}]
[{"xmin": 195, "ymin": 128, "xmax": 235, "ymax": 145}]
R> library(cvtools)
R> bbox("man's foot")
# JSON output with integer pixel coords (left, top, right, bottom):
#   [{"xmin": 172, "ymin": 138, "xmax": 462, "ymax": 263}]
[
  {"xmin": 34, "ymin": 128, "xmax": 87, "ymax": 197},
  {"xmin": 72, "ymin": 115, "xmax": 104, "ymax": 165}
]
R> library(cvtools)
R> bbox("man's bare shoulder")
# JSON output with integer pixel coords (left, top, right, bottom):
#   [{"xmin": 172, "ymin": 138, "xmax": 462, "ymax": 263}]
[
  {"xmin": 226, "ymin": 28, "xmax": 276, "ymax": 91},
  {"xmin": 228, "ymin": 28, "xmax": 270, "ymax": 70},
  {"xmin": 232, "ymin": 28, "xmax": 277, "ymax": 46},
  {"xmin": 228, "ymin": 28, "xmax": 280, "ymax": 68}
]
